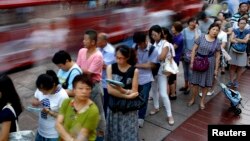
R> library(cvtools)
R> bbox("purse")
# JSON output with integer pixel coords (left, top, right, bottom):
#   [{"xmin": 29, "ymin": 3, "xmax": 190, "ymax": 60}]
[
  {"xmin": 192, "ymin": 37, "xmax": 217, "ymax": 72},
  {"xmin": 162, "ymin": 47, "xmax": 179, "ymax": 76},
  {"xmin": 3, "ymin": 104, "xmax": 35, "ymax": 141},
  {"xmin": 108, "ymin": 66, "xmax": 146, "ymax": 113}
]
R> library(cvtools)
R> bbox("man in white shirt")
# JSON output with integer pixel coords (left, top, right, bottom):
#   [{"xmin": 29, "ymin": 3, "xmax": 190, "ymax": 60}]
[{"xmin": 97, "ymin": 32, "xmax": 116, "ymax": 117}]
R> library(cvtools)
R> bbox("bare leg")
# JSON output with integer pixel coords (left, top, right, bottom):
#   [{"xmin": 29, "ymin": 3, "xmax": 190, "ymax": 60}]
[
  {"xmin": 188, "ymin": 85, "xmax": 198, "ymax": 106},
  {"xmin": 235, "ymin": 66, "xmax": 245, "ymax": 83},
  {"xmin": 229, "ymin": 65, "xmax": 237, "ymax": 82},
  {"xmin": 200, "ymin": 87, "xmax": 208, "ymax": 109}
]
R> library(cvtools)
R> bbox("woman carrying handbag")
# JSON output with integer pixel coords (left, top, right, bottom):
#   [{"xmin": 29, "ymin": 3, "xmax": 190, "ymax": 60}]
[
  {"xmin": 0, "ymin": 74, "xmax": 29, "ymax": 141},
  {"xmin": 188, "ymin": 23, "xmax": 221, "ymax": 110}
]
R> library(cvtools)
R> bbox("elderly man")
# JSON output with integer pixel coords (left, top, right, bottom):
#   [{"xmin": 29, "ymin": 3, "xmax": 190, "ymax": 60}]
[{"xmin": 97, "ymin": 32, "xmax": 116, "ymax": 117}]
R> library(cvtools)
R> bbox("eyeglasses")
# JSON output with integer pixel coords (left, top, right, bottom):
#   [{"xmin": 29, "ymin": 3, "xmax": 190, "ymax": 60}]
[{"xmin": 239, "ymin": 22, "xmax": 247, "ymax": 24}]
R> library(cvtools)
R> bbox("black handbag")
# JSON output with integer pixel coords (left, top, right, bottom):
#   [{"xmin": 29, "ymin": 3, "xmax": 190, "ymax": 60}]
[{"xmin": 108, "ymin": 66, "xmax": 146, "ymax": 113}]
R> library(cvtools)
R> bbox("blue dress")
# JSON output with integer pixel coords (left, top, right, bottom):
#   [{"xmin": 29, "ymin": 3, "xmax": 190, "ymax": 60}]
[{"xmin": 190, "ymin": 35, "xmax": 221, "ymax": 87}]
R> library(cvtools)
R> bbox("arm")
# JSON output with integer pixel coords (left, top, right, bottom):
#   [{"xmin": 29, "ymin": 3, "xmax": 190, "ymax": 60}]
[
  {"xmin": 190, "ymin": 44, "xmax": 199, "ymax": 68},
  {"xmin": 65, "ymin": 90, "xmax": 74, "ymax": 97},
  {"xmin": 135, "ymin": 62, "xmax": 155, "ymax": 69},
  {"xmin": 56, "ymin": 115, "xmax": 74, "ymax": 141},
  {"xmin": 214, "ymin": 50, "xmax": 221, "ymax": 76},
  {"xmin": 43, "ymin": 108, "xmax": 58, "ymax": 118},
  {"xmin": 158, "ymin": 45, "xmax": 168, "ymax": 61},
  {"xmin": 230, "ymin": 32, "xmax": 237, "ymax": 43},
  {"xmin": 235, "ymin": 34, "xmax": 249, "ymax": 43},
  {"xmin": 31, "ymin": 97, "xmax": 40, "ymax": 107},
  {"xmin": 0, "ymin": 121, "xmax": 11, "ymax": 141},
  {"xmin": 106, "ymin": 65, "xmax": 138, "ymax": 99}
]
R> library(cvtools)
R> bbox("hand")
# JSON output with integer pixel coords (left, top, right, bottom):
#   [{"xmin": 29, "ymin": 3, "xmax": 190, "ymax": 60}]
[
  {"xmin": 42, "ymin": 108, "xmax": 50, "ymax": 114},
  {"xmin": 214, "ymin": 69, "xmax": 218, "ymax": 77},
  {"xmin": 127, "ymin": 92, "xmax": 139, "ymax": 99},
  {"xmin": 31, "ymin": 98, "xmax": 41, "ymax": 107}
]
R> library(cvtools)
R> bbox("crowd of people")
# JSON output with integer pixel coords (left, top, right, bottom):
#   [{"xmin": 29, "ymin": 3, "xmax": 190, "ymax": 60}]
[{"xmin": 1, "ymin": 1, "xmax": 250, "ymax": 141}]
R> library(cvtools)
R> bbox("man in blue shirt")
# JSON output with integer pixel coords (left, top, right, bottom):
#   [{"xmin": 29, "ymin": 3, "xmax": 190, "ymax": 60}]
[
  {"xmin": 97, "ymin": 32, "xmax": 116, "ymax": 117},
  {"xmin": 52, "ymin": 50, "xmax": 82, "ymax": 97},
  {"xmin": 133, "ymin": 31, "xmax": 158, "ymax": 128}
]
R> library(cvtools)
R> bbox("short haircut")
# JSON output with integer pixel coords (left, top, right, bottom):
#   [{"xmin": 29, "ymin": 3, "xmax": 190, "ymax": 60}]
[
  {"xmin": 133, "ymin": 31, "xmax": 147, "ymax": 44},
  {"xmin": 239, "ymin": 2, "xmax": 248, "ymax": 8},
  {"xmin": 85, "ymin": 29, "xmax": 98, "ymax": 42},
  {"xmin": 52, "ymin": 50, "xmax": 72, "ymax": 65},
  {"xmin": 187, "ymin": 17, "xmax": 197, "ymax": 24},
  {"xmin": 172, "ymin": 21, "xmax": 183, "ymax": 32},
  {"xmin": 72, "ymin": 74, "xmax": 93, "ymax": 88}
]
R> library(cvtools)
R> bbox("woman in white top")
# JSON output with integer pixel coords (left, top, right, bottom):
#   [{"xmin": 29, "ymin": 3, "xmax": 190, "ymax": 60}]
[
  {"xmin": 31, "ymin": 70, "xmax": 69, "ymax": 141},
  {"xmin": 148, "ymin": 25, "xmax": 174, "ymax": 125}
]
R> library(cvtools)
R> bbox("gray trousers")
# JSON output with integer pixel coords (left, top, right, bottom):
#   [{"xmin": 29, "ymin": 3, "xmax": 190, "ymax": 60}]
[{"xmin": 90, "ymin": 82, "xmax": 106, "ymax": 133}]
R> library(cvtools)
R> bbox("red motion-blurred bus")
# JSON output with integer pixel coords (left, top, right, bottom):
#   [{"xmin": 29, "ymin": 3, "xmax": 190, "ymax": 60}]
[{"xmin": 0, "ymin": 0, "xmax": 203, "ymax": 72}]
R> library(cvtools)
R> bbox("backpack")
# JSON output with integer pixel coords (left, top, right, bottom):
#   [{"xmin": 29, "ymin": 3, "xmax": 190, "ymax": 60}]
[
  {"xmin": 135, "ymin": 45, "xmax": 160, "ymax": 77},
  {"xmin": 231, "ymin": 28, "xmax": 248, "ymax": 53}
]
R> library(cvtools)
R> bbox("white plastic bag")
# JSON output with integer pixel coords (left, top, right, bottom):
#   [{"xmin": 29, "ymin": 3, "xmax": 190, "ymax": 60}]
[{"xmin": 3, "ymin": 104, "xmax": 35, "ymax": 141}]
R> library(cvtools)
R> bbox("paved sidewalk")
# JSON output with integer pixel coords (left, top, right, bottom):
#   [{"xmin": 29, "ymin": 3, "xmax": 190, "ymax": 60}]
[{"xmin": 8, "ymin": 55, "xmax": 224, "ymax": 141}]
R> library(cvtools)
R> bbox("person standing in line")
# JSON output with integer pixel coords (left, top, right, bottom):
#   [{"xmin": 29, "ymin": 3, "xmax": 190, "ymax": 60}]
[
  {"xmin": 227, "ymin": 18, "xmax": 249, "ymax": 88},
  {"xmin": 169, "ymin": 21, "xmax": 184, "ymax": 100},
  {"xmin": 199, "ymin": 18, "xmax": 228, "ymax": 97},
  {"xmin": 198, "ymin": 12, "xmax": 214, "ymax": 34},
  {"xmin": 56, "ymin": 74, "xmax": 100, "ymax": 141},
  {"xmin": 31, "ymin": 70, "xmax": 69, "ymax": 141},
  {"xmin": 148, "ymin": 25, "xmax": 174, "ymax": 125},
  {"xmin": 231, "ymin": 2, "xmax": 250, "ymax": 24},
  {"xmin": 97, "ymin": 32, "xmax": 116, "ymax": 118},
  {"xmin": 133, "ymin": 31, "xmax": 158, "ymax": 128},
  {"xmin": 52, "ymin": 50, "xmax": 82, "ymax": 97},
  {"xmin": 76, "ymin": 29, "xmax": 106, "ymax": 139},
  {"xmin": 0, "ymin": 74, "xmax": 23, "ymax": 141},
  {"xmin": 188, "ymin": 23, "xmax": 221, "ymax": 110},
  {"xmin": 105, "ymin": 45, "xmax": 139, "ymax": 141},
  {"xmin": 180, "ymin": 18, "xmax": 201, "ymax": 94}
]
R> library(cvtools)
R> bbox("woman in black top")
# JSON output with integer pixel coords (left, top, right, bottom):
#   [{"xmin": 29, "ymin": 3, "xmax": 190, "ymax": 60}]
[{"xmin": 0, "ymin": 74, "xmax": 23, "ymax": 140}]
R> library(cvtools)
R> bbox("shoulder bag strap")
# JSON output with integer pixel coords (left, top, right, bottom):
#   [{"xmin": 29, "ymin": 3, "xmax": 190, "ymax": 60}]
[
  {"xmin": 3, "ymin": 104, "xmax": 20, "ymax": 131},
  {"xmin": 65, "ymin": 68, "xmax": 81, "ymax": 85}
]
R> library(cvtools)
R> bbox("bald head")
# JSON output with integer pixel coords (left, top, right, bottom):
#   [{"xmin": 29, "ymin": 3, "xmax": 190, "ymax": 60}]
[{"xmin": 97, "ymin": 32, "xmax": 108, "ymax": 48}]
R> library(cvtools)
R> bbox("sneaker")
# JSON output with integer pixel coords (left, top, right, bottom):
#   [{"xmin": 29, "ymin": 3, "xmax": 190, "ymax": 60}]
[
  {"xmin": 226, "ymin": 81, "xmax": 234, "ymax": 87},
  {"xmin": 138, "ymin": 119, "xmax": 144, "ymax": 128}
]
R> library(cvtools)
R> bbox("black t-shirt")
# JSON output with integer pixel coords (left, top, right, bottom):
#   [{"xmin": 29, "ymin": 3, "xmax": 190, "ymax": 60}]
[{"xmin": 0, "ymin": 108, "xmax": 17, "ymax": 132}]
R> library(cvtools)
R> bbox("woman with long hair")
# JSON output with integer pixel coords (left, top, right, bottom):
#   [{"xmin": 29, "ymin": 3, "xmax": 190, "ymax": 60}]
[
  {"xmin": 148, "ymin": 25, "xmax": 174, "ymax": 125},
  {"xmin": 0, "ymin": 74, "xmax": 23, "ymax": 141},
  {"xmin": 105, "ymin": 45, "xmax": 139, "ymax": 141}
]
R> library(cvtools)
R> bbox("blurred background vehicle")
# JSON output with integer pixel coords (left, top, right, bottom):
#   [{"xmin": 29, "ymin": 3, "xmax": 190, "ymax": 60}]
[{"xmin": 0, "ymin": 0, "xmax": 203, "ymax": 72}]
